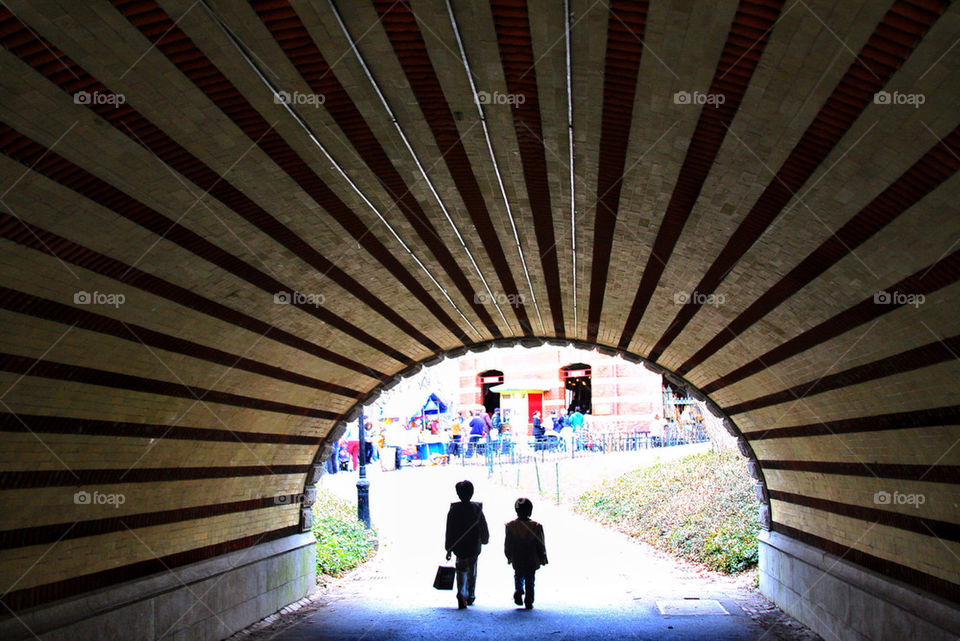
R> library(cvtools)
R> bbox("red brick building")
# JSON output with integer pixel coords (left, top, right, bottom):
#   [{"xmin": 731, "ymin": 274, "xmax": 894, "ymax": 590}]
[{"xmin": 458, "ymin": 346, "xmax": 663, "ymax": 435}]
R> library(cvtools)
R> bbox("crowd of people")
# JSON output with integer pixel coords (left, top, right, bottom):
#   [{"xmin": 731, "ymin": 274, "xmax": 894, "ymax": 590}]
[
  {"xmin": 325, "ymin": 406, "xmax": 598, "ymax": 473},
  {"xmin": 326, "ymin": 401, "xmax": 707, "ymax": 474},
  {"xmin": 648, "ymin": 405, "xmax": 705, "ymax": 447},
  {"xmin": 449, "ymin": 406, "xmax": 590, "ymax": 457}
]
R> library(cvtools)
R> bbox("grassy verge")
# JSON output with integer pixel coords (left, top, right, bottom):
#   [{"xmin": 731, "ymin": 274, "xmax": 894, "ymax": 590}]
[
  {"xmin": 312, "ymin": 488, "xmax": 377, "ymax": 577},
  {"xmin": 489, "ymin": 444, "xmax": 712, "ymax": 505},
  {"xmin": 576, "ymin": 449, "xmax": 759, "ymax": 573}
]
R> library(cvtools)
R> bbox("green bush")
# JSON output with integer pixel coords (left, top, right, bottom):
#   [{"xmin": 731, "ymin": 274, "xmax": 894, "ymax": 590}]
[
  {"xmin": 312, "ymin": 489, "xmax": 376, "ymax": 576},
  {"xmin": 576, "ymin": 449, "xmax": 759, "ymax": 573}
]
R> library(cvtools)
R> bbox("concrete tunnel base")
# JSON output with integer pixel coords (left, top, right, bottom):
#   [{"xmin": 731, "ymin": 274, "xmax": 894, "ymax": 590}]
[
  {"xmin": 759, "ymin": 531, "xmax": 960, "ymax": 641},
  {"xmin": 6, "ymin": 528, "xmax": 960, "ymax": 641},
  {"xmin": 0, "ymin": 533, "xmax": 316, "ymax": 641}
]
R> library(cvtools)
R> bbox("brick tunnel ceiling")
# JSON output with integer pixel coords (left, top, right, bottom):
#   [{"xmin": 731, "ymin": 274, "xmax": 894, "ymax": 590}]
[{"xmin": 0, "ymin": 0, "xmax": 958, "ymax": 615}]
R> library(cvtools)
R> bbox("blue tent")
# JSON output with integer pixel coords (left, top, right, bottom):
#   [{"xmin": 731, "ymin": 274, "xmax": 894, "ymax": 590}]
[{"xmin": 419, "ymin": 393, "xmax": 448, "ymax": 417}]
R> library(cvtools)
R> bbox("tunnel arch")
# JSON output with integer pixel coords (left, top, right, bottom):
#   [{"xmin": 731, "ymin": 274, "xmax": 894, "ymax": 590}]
[
  {"xmin": 0, "ymin": 0, "xmax": 957, "ymax": 640},
  {"xmin": 317, "ymin": 337, "xmax": 771, "ymax": 529}
]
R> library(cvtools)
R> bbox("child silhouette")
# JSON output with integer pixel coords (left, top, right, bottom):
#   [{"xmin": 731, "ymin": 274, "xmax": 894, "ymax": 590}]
[
  {"xmin": 444, "ymin": 480, "xmax": 489, "ymax": 609},
  {"xmin": 504, "ymin": 498, "xmax": 547, "ymax": 609}
]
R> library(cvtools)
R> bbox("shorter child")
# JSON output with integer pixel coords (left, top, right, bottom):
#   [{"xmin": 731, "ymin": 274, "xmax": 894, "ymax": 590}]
[{"xmin": 504, "ymin": 498, "xmax": 548, "ymax": 609}]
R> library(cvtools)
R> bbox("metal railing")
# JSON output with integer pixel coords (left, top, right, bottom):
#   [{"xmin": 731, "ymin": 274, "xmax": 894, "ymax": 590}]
[{"xmin": 397, "ymin": 425, "xmax": 710, "ymax": 469}]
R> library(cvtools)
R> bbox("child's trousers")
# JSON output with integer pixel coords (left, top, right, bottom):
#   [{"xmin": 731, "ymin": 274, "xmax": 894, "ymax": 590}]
[{"xmin": 514, "ymin": 570, "xmax": 536, "ymax": 606}]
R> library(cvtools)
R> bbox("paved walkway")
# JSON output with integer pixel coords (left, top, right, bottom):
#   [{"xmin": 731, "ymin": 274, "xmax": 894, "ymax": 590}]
[{"xmin": 258, "ymin": 454, "xmax": 819, "ymax": 641}]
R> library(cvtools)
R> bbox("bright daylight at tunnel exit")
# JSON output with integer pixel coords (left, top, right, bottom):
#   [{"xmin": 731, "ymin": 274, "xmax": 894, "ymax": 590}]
[{"xmin": 0, "ymin": 0, "xmax": 957, "ymax": 640}]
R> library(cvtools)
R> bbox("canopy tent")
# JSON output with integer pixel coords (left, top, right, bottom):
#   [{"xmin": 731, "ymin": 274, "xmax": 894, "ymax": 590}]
[
  {"xmin": 420, "ymin": 393, "xmax": 448, "ymax": 415},
  {"xmin": 411, "ymin": 393, "xmax": 449, "ymax": 432}
]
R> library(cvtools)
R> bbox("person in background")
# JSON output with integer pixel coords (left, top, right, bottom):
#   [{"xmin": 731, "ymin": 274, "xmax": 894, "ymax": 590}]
[
  {"xmin": 363, "ymin": 421, "xmax": 375, "ymax": 463},
  {"xmin": 376, "ymin": 422, "xmax": 386, "ymax": 453},
  {"xmin": 490, "ymin": 408, "xmax": 502, "ymax": 443},
  {"xmin": 504, "ymin": 497, "xmax": 547, "ymax": 610},
  {"xmin": 570, "ymin": 407, "xmax": 584, "ymax": 430},
  {"xmin": 569, "ymin": 407, "xmax": 584, "ymax": 450},
  {"xmin": 444, "ymin": 480, "xmax": 489, "ymax": 609},
  {"xmin": 680, "ymin": 406, "xmax": 698, "ymax": 443},
  {"xmin": 325, "ymin": 438, "xmax": 340, "ymax": 474},
  {"xmin": 649, "ymin": 414, "xmax": 666, "ymax": 448},
  {"xmin": 560, "ymin": 418, "xmax": 574, "ymax": 453},
  {"xmin": 449, "ymin": 412, "xmax": 463, "ymax": 457},
  {"xmin": 531, "ymin": 411, "xmax": 545, "ymax": 450},
  {"xmin": 344, "ymin": 421, "xmax": 360, "ymax": 471},
  {"xmin": 384, "ymin": 420, "xmax": 404, "ymax": 470},
  {"xmin": 467, "ymin": 411, "xmax": 485, "ymax": 457},
  {"xmin": 550, "ymin": 410, "xmax": 561, "ymax": 433},
  {"xmin": 481, "ymin": 410, "xmax": 494, "ymax": 455},
  {"xmin": 498, "ymin": 415, "xmax": 512, "ymax": 455},
  {"xmin": 664, "ymin": 417, "xmax": 677, "ymax": 446}
]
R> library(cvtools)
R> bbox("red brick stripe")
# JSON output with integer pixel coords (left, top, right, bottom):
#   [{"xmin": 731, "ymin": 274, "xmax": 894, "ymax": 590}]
[
  {"xmin": 771, "ymin": 522, "xmax": 960, "ymax": 604},
  {"xmin": 110, "ymin": 0, "xmax": 471, "ymax": 344},
  {"xmin": 0, "ymin": 412, "xmax": 322, "ymax": 444},
  {"xmin": 0, "ymin": 352, "xmax": 337, "ymax": 420},
  {"xmin": 0, "ymin": 287, "xmax": 362, "ymax": 398},
  {"xmin": 616, "ymin": 0, "xmax": 784, "ymax": 349},
  {"xmin": 585, "ymin": 0, "xmax": 649, "ymax": 342},
  {"xmin": 704, "ymin": 247, "xmax": 960, "ymax": 395},
  {"xmin": 677, "ymin": 126, "xmax": 960, "ymax": 375},
  {"xmin": 0, "ymin": 524, "xmax": 300, "ymax": 611},
  {"xmin": 0, "ymin": 8, "xmax": 442, "ymax": 354},
  {"xmin": 373, "ymin": 0, "xmax": 536, "ymax": 335},
  {"xmin": 760, "ymin": 459, "xmax": 959, "ymax": 483},
  {"xmin": 0, "ymin": 211, "xmax": 384, "ymax": 379},
  {"xmin": 724, "ymin": 333, "xmax": 960, "ymax": 415},
  {"xmin": 0, "ymin": 465, "xmax": 311, "ymax": 489},
  {"xmin": 0, "ymin": 495, "xmax": 303, "ymax": 549},
  {"xmin": 487, "ymin": 0, "xmax": 568, "ymax": 336},
  {"xmin": 0, "ymin": 122, "xmax": 412, "ymax": 366},
  {"xmin": 768, "ymin": 489, "xmax": 960, "ymax": 543},
  {"xmin": 643, "ymin": 0, "xmax": 948, "ymax": 361},
  {"xmin": 254, "ymin": 0, "xmax": 503, "ymax": 339},
  {"xmin": 743, "ymin": 405, "xmax": 960, "ymax": 440}
]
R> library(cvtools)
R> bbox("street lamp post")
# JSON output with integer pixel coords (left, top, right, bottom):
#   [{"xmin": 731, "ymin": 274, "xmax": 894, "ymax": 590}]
[{"xmin": 357, "ymin": 409, "xmax": 371, "ymax": 528}]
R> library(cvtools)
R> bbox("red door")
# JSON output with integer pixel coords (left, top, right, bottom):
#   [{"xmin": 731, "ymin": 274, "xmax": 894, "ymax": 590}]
[{"xmin": 528, "ymin": 393, "xmax": 542, "ymax": 435}]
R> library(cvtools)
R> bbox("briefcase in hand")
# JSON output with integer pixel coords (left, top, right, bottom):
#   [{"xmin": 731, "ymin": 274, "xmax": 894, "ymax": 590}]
[{"xmin": 433, "ymin": 565, "xmax": 455, "ymax": 590}]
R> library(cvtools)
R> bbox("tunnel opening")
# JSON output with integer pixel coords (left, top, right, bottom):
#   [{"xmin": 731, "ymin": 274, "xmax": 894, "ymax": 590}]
[{"xmin": 317, "ymin": 343, "xmax": 762, "ymax": 597}]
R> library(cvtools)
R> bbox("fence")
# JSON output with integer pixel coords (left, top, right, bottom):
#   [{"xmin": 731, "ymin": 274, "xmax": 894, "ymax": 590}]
[{"xmin": 428, "ymin": 423, "xmax": 709, "ymax": 469}]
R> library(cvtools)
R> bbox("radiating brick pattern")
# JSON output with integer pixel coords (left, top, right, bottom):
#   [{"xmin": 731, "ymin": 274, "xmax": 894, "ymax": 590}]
[{"xmin": 0, "ymin": 0, "xmax": 958, "ymax": 615}]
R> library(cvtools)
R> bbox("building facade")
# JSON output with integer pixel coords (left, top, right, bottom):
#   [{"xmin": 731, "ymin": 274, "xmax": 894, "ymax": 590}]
[{"xmin": 458, "ymin": 346, "xmax": 663, "ymax": 435}]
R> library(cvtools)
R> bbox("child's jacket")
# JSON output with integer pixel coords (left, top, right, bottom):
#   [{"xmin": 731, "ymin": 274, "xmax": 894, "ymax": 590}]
[{"xmin": 504, "ymin": 518, "xmax": 547, "ymax": 572}]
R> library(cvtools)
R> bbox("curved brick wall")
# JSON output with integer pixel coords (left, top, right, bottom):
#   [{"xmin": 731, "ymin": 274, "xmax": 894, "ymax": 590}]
[{"xmin": 0, "ymin": 0, "xmax": 957, "ymax": 634}]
